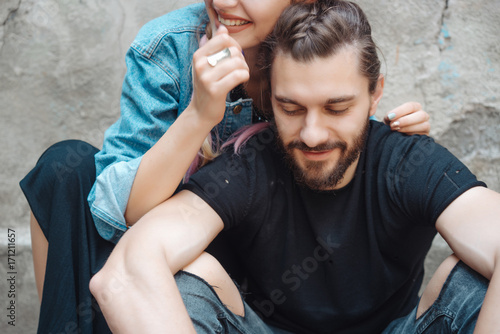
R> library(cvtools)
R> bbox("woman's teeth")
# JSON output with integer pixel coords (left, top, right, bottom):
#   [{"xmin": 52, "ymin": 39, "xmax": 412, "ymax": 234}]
[{"xmin": 218, "ymin": 14, "xmax": 249, "ymax": 26}]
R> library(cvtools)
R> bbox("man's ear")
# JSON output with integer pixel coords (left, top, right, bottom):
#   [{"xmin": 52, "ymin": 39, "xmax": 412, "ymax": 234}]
[{"xmin": 369, "ymin": 74, "xmax": 384, "ymax": 117}]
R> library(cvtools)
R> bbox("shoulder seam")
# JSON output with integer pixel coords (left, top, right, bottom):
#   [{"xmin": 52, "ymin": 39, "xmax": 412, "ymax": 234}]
[
  {"xmin": 133, "ymin": 26, "xmax": 202, "ymax": 58},
  {"xmin": 129, "ymin": 44, "xmax": 182, "ymax": 95}
]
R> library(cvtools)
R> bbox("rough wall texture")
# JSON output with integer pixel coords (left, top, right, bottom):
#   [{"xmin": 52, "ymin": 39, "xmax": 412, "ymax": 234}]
[{"xmin": 0, "ymin": 0, "xmax": 498, "ymax": 332}]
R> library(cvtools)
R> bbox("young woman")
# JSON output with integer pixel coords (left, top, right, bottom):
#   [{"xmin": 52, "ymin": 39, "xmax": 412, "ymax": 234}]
[{"xmin": 20, "ymin": 0, "xmax": 430, "ymax": 332}]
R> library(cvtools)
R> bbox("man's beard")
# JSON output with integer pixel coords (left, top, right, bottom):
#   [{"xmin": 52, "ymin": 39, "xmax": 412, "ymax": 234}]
[{"xmin": 277, "ymin": 119, "xmax": 370, "ymax": 191}]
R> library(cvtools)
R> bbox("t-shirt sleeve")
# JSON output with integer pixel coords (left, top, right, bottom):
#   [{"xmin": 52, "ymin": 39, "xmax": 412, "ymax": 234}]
[
  {"xmin": 383, "ymin": 134, "xmax": 486, "ymax": 225},
  {"xmin": 181, "ymin": 149, "xmax": 257, "ymax": 230}
]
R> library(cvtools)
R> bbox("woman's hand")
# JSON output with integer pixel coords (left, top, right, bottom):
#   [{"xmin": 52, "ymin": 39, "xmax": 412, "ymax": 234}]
[
  {"xmin": 384, "ymin": 102, "xmax": 431, "ymax": 135},
  {"xmin": 189, "ymin": 26, "xmax": 250, "ymax": 126}
]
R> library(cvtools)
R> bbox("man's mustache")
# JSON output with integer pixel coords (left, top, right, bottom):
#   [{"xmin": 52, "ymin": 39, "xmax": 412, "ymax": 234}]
[{"xmin": 287, "ymin": 140, "xmax": 347, "ymax": 153}]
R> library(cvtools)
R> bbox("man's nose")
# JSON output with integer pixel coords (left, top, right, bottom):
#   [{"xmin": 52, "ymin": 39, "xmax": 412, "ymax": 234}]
[{"xmin": 299, "ymin": 111, "xmax": 329, "ymax": 149}]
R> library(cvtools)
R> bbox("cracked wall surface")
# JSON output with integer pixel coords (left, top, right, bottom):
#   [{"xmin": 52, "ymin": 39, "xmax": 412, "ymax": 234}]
[
  {"xmin": 0, "ymin": 0, "xmax": 499, "ymax": 332},
  {"xmin": 0, "ymin": 0, "xmax": 22, "ymax": 53},
  {"xmin": 358, "ymin": 0, "xmax": 500, "ymax": 190}
]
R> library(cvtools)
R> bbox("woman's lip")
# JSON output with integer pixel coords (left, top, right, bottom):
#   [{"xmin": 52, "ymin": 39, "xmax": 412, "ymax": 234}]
[
  {"xmin": 222, "ymin": 23, "xmax": 252, "ymax": 34},
  {"xmin": 216, "ymin": 12, "xmax": 250, "ymax": 22},
  {"xmin": 301, "ymin": 150, "xmax": 333, "ymax": 161},
  {"xmin": 215, "ymin": 12, "xmax": 252, "ymax": 34}
]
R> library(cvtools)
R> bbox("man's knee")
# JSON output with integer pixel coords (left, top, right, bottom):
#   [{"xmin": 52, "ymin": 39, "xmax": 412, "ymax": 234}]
[
  {"xmin": 183, "ymin": 252, "xmax": 245, "ymax": 317},
  {"xmin": 417, "ymin": 254, "xmax": 460, "ymax": 318}
]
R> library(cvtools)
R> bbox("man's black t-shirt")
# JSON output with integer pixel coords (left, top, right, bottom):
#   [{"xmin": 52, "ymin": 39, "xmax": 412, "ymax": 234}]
[{"xmin": 182, "ymin": 121, "xmax": 485, "ymax": 334}]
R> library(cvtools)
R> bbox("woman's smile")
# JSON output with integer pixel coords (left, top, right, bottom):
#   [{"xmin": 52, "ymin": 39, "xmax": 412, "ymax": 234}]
[{"xmin": 217, "ymin": 12, "xmax": 252, "ymax": 33}]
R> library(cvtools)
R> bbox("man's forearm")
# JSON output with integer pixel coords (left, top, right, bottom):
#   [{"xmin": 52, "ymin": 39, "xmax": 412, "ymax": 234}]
[
  {"xmin": 436, "ymin": 187, "xmax": 500, "ymax": 333},
  {"xmin": 89, "ymin": 226, "xmax": 196, "ymax": 333},
  {"xmin": 90, "ymin": 190, "xmax": 223, "ymax": 332}
]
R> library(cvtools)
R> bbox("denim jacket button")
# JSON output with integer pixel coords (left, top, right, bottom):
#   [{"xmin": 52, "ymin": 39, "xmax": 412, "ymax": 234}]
[{"xmin": 233, "ymin": 105, "xmax": 243, "ymax": 115}]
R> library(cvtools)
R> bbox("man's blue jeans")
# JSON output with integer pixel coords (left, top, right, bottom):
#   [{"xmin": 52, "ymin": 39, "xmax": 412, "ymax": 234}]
[
  {"xmin": 383, "ymin": 261, "xmax": 488, "ymax": 333},
  {"xmin": 176, "ymin": 261, "xmax": 488, "ymax": 333}
]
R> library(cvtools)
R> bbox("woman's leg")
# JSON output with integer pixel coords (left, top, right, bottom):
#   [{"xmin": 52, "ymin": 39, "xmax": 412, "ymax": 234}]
[
  {"xmin": 183, "ymin": 252, "xmax": 245, "ymax": 317},
  {"xmin": 178, "ymin": 253, "xmax": 288, "ymax": 334},
  {"xmin": 30, "ymin": 212, "xmax": 48, "ymax": 302},
  {"xmin": 416, "ymin": 254, "xmax": 460, "ymax": 318},
  {"xmin": 21, "ymin": 140, "xmax": 114, "ymax": 333}
]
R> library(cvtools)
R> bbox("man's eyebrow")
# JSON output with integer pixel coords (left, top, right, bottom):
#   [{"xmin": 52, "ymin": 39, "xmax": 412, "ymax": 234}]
[
  {"xmin": 274, "ymin": 96, "xmax": 300, "ymax": 105},
  {"xmin": 274, "ymin": 95, "xmax": 356, "ymax": 105},
  {"xmin": 326, "ymin": 95, "xmax": 356, "ymax": 104}
]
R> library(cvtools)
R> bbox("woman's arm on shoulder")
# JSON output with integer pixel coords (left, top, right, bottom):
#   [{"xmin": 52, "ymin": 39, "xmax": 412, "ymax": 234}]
[
  {"xmin": 125, "ymin": 27, "xmax": 249, "ymax": 225},
  {"xmin": 89, "ymin": 43, "xmax": 187, "ymax": 242}
]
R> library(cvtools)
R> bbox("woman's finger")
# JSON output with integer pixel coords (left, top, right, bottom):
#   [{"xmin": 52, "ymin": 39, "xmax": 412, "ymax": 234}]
[
  {"xmin": 390, "ymin": 110, "xmax": 431, "ymax": 135},
  {"xmin": 197, "ymin": 26, "xmax": 242, "ymax": 57},
  {"xmin": 395, "ymin": 125, "xmax": 431, "ymax": 136},
  {"xmin": 390, "ymin": 109, "xmax": 429, "ymax": 128},
  {"xmin": 196, "ymin": 46, "xmax": 247, "ymax": 82},
  {"xmin": 198, "ymin": 56, "xmax": 249, "ymax": 94},
  {"xmin": 383, "ymin": 101, "xmax": 424, "ymax": 125}
]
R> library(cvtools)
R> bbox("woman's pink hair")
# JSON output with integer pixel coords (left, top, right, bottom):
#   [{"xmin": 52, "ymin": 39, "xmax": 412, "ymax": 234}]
[
  {"xmin": 221, "ymin": 122, "xmax": 271, "ymax": 153},
  {"xmin": 184, "ymin": 122, "xmax": 271, "ymax": 182}
]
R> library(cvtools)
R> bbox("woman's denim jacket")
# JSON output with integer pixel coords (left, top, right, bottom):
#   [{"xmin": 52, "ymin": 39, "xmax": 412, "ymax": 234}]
[{"xmin": 87, "ymin": 3, "xmax": 254, "ymax": 243}]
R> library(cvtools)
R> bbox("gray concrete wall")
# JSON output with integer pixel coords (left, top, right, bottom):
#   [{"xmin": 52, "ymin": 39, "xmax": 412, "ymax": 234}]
[{"xmin": 0, "ymin": 0, "xmax": 499, "ymax": 332}]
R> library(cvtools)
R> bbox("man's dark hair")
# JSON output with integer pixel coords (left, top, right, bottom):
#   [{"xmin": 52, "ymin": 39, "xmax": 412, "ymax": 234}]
[{"xmin": 260, "ymin": 0, "xmax": 381, "ymax": 118}]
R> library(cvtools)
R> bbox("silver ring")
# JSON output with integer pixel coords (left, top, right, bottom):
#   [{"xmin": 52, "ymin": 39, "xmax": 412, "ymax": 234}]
[{"xmin": 207, "ymin": 48, "xmax": 231, "ymax": 67}]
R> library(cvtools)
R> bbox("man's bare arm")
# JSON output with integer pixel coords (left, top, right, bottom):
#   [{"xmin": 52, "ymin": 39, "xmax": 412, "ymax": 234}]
[
  {"xmin": 436, "ymin": 186, "xmax": 500, "ymax": 334},
  {"xmin": 90, "ymin": 190, "xmax": 224, "ymax": 333}
]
